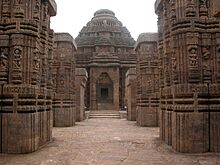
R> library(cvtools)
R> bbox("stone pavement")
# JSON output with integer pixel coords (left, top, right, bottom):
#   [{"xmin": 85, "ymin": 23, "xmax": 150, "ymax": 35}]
[{"xmin": 0, "ymin": 118, "xmax": 220, "ymax": 165}]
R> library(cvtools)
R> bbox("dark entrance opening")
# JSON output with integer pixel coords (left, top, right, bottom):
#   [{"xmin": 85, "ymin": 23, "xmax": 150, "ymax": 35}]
[
  {"xmin": 96, "ymin": 72, "xmax": 113, "ymax": 103},
  {"xmin": 97, "ymin": 85, "xmax": 113, "ymax": 103},
  {"xmin": 101, "ymin": 88, "xmax": 108, "ymax": 98}
]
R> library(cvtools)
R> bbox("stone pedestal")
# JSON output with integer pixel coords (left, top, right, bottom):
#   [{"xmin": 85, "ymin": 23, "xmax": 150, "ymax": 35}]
[
  {"xmin": 0, "ymin": 85, "xmax": 53, "ymax": 153},
  {"xmin": 137, "ymin": 106, "xmax": 159, "ymax": 127},
  {"xmin": 0, "ymin": 112, "xmax": 52, "ymax": 154},
  {"xmin": 171, "ymin": 84, "xmax": 220, "ymax": 153},
  {"xmin": 53, "ymin": 94, "xmax": 75, "ymax": 127},
  {"xmin": 172, "ymin": 112, "xmax": 209, "ymax": 153}
]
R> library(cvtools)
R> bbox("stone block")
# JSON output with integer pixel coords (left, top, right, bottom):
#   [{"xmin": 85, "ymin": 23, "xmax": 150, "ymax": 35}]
[
  {"xmin": 164, "ymin": 111, "xmax": 172, "ymax": 145},
  {"xmin": 137, "ymin": 107, "xmax": 158, "ymax": 127},
  {"xmin": 1, "ymin": 112, "xmax": 52, "ymax": 154},
  {"xmin": 210, "ymin": 112, "xmax": 220, "ymax": 152},
  {"xmin": 172, "ymin": 112, "xmax": 209, "ymax": 153},
  {"xmin": 53, "ymin": 107, "xmax": 75, "ymax": 127}
]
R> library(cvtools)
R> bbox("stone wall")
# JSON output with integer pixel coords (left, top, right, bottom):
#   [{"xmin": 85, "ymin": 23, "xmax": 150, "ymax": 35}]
[
  {"xmin": 125, "ymin": 68, "xmax": 137, "ymax": 121},
  {"xmin": 135, "ymin": 33, "xmax": 159, "ymax": 126},
  {"xmin": 155, "ymin": 0, "xmax": 220, "ymax": 153},
  {"xmin": 52, "ymin": 33, "xmax": 76, "ymax": 127},
  {"xmin": 0, "ymin": 0, "xmax": 56, "ymax": 153},
  {"xmin": 75, "ymin": 68, "xmax": 88, "ymax": 121}
]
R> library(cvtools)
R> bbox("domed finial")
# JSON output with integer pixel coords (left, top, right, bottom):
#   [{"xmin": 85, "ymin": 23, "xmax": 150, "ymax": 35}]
[{"xmin": 94, "ymin": 9, "xmax": 115, "ymax": 17}]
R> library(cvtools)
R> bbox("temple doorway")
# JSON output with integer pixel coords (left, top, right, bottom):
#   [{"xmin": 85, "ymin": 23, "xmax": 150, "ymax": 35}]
[{"xmin": 96, "ymin": 72, "xmax": 114, "ymax": 110}]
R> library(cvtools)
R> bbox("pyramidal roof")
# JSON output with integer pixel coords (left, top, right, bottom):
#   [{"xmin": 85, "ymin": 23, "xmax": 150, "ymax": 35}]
[{"xmin": 76, "ymin": 9, "xmax": 135, "ymax": 48}]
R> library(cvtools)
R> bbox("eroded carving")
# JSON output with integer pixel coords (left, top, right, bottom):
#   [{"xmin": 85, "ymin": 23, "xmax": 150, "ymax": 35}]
[
  {"xmin": 0, "ymin": 48, "xmax": 9, "ymax": 83},
  {"xmin": 188, "ymin": 46, "xmax": 198, "ymax": 67},
  {"xmin": 0, "ymin": 48, "xmax": 8, "ymax": 69},
  {"xmin": 186, "ymin": 0, "xmax": 196, "ymax": 17}
]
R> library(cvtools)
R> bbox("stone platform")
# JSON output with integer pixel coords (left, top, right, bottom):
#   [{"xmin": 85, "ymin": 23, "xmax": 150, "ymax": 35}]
[{"xmin": 0, "ymin": 119, "xmax": 219, "ymax": 164}]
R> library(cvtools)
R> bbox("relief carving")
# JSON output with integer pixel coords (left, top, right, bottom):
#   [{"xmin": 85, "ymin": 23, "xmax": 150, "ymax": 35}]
[
  {"xmin": 33, "ymin": 0, "xmax": 41, "ymax": 21},
  {"xmin": 186, "ymin": 0, "xmax": 196, "ymax": 17},
  {"xmin": 0, "ymin": 48, "xmax": 8, "ymax": 70},
  {"xmin": 199, "ymin": 0, "xmax": 208, "ymax": 18},
  {"xmin": 52, "ymin": 73, "xmax": 56, "ymax": 90},
  {"xmin": 13, "ymin": 46, "xmax": 22, "ymax": 69},
  {"xmin": 172, "ymin": 57, "xmax": 177, "ymax": 71},
  {"xmin": 15, "ymin": 0, "xmax": 23, "ymax": 4},
  {"xmin": 11, "ymin": 46, "xmax": 22, "ymax": 84},
  {"xmin": 59, "ymin": 75, "xmax": 65, "ymax": 86},
  {"xmin": 110, "ymin": 47, "xmax": 115, "ymax": 53},
  {"xmin": 43, "ymin": 5, "xmax": 48, "ymax": 22},
  {"xmin": 202, "ymin": 47, "xmax": 212, "ymax": 81},
  {"xmin": 143, "ymin": 45, "xmax": 151, "ymax": 52},
  {"xmin": 14, "ymin": 0, "xmax": 24, "ymax": 18},
  {"xmin": 188, "ymin": 46, "xmax": 198, "ymax": 68},
  {"xmin": 97, "ymin": 72, "xmax": 112, "ymax": 85},
  {"xmin": 33, "ymin": 48, "xmax": 40, "ymax": 70},
  {"xmin": 170, "ymin": 0, "xmax": 176, "ymax": 23},
  {"xmin": 171, "ymin": 48, "xmax": 179, "ymax": 84},
  {"xmin": 172, "ymin": 55, "xmax": 178, "ymax": 83},
  {"xmin": 202, "ymin": 47, "xmax": 211, "ymax": 60},
  {"xmin": 32, "ymin": 48, "xmax": 40, "ymax": 85},
  {"xmin": 146, "ymin": 79, "xmax": 153, "ymax": 92},
  {"xmin": 0, "ymin": 48, "xmax": 9, "ymax": 83},
  {"xmin": 2, "ymin": 0, "xmax": 10, "ymax": 18}
]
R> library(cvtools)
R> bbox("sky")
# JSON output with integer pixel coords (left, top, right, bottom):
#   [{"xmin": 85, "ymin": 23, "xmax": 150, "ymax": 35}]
[{"xmin": 50, "ymin": 0, "xmax": 158, "ymax": 40}]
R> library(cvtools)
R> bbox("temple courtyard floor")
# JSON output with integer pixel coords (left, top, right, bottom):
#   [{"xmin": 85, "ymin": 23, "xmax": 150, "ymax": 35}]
[{"xmin": 0, "ymin": 118, "xmax": 220, "ymax": 165}]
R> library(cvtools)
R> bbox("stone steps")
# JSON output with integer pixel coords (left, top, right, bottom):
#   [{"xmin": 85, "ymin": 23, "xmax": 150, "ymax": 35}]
[{"xmin": 89, "ymin": 110, "xmax": 120, "ymax": 119}]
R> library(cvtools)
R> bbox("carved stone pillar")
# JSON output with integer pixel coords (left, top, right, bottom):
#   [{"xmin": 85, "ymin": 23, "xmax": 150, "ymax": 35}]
[
  {"xmin": 52, "ymin": 33, "xmax": 77, "ymax": 127},
  {"xmin": 125, "ymin": 68, "xmax": 136, "ymax": 121},
  {"xmin": 135, "ymin": 33, "xmax": 159, "ymax": 126},
  {"xmin": 75, "ymin": 68, "xmax": 88, "ymax": 122},
  {"xmin": 155, "ymin": 0, "xmax": 220, "ymax": 153},
  {"xmin": 0, "ymin": 0, "xmax": 57, "ymax": 154}
]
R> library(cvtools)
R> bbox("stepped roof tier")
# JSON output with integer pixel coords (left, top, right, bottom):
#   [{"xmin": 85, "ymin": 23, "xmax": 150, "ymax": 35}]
[{"xmin": 76, "ymin": 9, "xmax": 135, "ymax": 48}]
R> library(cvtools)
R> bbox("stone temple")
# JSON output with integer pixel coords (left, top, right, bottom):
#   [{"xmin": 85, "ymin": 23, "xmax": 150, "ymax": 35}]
[
  {"xmin": 75, "ymin": 9, "xmax": 136, "ymax": 112},
  {"xmin": 0, "ymin": 0, "xmax": 220, "ymax": 155}
]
